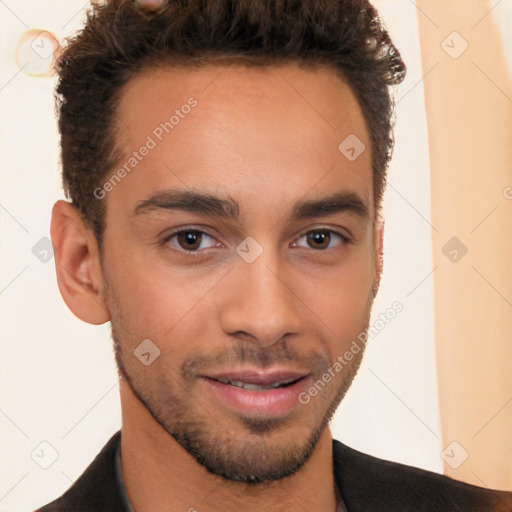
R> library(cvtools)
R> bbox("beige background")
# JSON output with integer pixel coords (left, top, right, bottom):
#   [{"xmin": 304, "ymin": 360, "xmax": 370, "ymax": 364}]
[{"xmin": 418, "ymin": 0, "xmax": 512, "ymax": 489}]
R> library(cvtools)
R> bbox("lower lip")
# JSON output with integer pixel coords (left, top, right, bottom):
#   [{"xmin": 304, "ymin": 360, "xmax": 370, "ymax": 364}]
[{"xmin": 200, "ymin": 376, "xmax": 310, "ymax": 416}]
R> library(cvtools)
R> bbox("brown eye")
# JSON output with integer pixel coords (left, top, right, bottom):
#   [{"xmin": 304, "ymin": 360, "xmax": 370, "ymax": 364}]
[
  {"xmin": 294, "ymin": 229, "xmax": 350, "ymax": 251},
  {"xmin": 177, "ymin": 231, "xmax": 202, "ymax": 250},
  {"xmin": 306, "ymin": 230, "xmax": 331, "ymax": 250},
  {"xmin": 164, "ymin": 230, "xmax": 218, "ymax": 252}
]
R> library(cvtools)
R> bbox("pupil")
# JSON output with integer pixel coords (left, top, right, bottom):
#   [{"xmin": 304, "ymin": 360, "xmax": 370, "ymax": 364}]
[
  {"xmin": 309, "ymin": 231, "xmax": 329, "ymax": 249},
  {"xmin": 179, "ymin": 231, "xmax": 200, "ymax": 249}
]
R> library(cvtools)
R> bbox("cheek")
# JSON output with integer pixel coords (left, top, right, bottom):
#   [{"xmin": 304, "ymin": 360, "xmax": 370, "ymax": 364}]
[
  {"xmin": 105, "ymin": 253, "xmax": 222, "ymax": 345},
  {"xmin": 307, "ymin": 254, "xmax": 374, "ymax": 342}
]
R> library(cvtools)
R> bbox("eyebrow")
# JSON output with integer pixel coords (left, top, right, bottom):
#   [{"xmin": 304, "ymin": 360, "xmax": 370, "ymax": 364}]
[
  {"xmin": 132, "ymin": 189, "xmax": 240, "ymax": 219},
  {"xmin": 132, "ymin": 189, "xmax": 369, "ymax": 222},
  {"xmin": 292, "ymin": 191, "xmax": 369, "ymax": 221}
]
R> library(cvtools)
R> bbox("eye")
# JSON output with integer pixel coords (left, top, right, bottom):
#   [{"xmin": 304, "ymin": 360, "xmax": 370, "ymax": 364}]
[
  {"xmin": 161, "ymin": 227, "xmax": 351, "ymax": 254},
  {"xmin": 163, "ymin": 229, "xmax": 220, "ymax": 252},
  {"xmin": 293, "ymin": 229, "xmax": 351, "ymax": 250}
]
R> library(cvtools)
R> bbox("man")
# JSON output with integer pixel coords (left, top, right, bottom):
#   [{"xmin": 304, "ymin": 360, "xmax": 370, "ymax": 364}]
[{"xmin": 38, "ymin": 0, "xmax": 512, "ymax": 510}]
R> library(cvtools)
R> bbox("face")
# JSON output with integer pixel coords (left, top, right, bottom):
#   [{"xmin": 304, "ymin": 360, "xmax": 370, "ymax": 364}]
[{"xmin": 100, "ymin": 63, "xmax": 380, "ymax": 483}]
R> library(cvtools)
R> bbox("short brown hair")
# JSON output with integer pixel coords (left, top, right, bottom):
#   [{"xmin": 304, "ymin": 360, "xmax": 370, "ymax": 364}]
[{"xmin": 55, "ymin": 0, "xmax": 406, "ymax": 248}]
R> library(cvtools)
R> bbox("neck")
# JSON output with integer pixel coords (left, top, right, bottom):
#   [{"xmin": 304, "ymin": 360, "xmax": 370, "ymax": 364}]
[{"xmin": 119, "ymin": 379, "xmax": 340, "ymax": 512}]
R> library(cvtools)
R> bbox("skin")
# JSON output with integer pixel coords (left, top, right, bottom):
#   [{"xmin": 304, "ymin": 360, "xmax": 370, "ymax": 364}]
[{"xmin": 50, "ymin": 63, "xmax": 383, "ymax": 512}]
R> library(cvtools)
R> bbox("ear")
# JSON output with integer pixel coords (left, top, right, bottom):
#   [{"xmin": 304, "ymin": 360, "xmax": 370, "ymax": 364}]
[
  {"xmin": 371, "ymin": 214, "xmax": 384, "ymax": 300},
  {"xmin": 50, "ymin": 200, "xmax": 110, "ymax": 325}
]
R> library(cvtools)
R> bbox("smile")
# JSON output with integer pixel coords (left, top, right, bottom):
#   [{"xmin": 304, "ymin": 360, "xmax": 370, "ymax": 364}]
[
  {"xmin": 199, "ymin": 369, "xmax": 311, "ymax": 415},
  {"xmin": 213, "ymin": 377, "xmax": 301, "ymax": 391}
]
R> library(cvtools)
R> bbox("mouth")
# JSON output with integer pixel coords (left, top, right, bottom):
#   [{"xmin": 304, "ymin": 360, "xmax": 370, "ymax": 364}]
[
  {"xmin": 199, "ymin": 368, "xmax": 311, "ymax": 415},
  {"xmin": 210, "ymin": 376, "xmax": 303, "ymax": 391}
]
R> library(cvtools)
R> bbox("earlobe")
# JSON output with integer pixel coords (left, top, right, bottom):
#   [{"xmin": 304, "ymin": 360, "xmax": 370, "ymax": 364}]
[{"xmin": 50, "ymin": 200, "xmax": 110, "ymax": 325}]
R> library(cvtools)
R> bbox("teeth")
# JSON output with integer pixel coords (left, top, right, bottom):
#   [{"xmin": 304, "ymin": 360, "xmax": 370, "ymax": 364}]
[
  {"xmin": 216, "ymin": 377, "xmax": 297, "ymax": 390},
  {"xmin": 240, "ymin": 382, "xmax": 270, "ymax": 391}
]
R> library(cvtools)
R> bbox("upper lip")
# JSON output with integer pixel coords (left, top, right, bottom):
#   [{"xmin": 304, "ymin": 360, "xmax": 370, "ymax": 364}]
[{"xmin": 201, "ymin": 368, "xmax": 310, "ymax": 386}]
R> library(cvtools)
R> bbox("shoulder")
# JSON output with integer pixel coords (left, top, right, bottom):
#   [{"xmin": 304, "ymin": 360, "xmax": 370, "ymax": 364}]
[
  {"xmin": 35, "ymin": 431, "xmax": 125, "ymax": 512},
  {"xmin": 333, "ymin": 439, "xmax": 512, "ymax": 512}
]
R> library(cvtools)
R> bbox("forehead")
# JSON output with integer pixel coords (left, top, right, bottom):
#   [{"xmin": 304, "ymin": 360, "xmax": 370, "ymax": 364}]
[{"xmin": 108, "ymin": 63, "xmax": 373, "ymax": 222}]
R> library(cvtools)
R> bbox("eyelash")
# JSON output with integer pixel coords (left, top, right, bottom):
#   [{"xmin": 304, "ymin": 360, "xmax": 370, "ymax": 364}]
[{"xmin": 160, "ymin": 226, "xmax": 352, "ymax": 255}]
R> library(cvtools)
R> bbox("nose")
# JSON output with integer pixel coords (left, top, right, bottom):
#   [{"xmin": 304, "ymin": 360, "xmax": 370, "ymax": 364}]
[{"xmin": 219, "ymin": 248, "xmax": 303, "ymax": 347}]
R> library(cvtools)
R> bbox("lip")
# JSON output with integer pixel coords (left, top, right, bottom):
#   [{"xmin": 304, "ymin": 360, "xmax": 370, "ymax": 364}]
[
  {"xmin": 202, "ymin": 367, "xmax": 310, "ymax": 386},
  {"xmin": 199, "ymin": 367, "xmax": 311, "ymax": 416}
]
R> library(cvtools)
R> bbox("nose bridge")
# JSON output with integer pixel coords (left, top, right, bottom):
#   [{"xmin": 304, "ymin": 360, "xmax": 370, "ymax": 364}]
[{"xmin": 219, "ymin": 243, "xmax": 303, "ymax": 345}]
